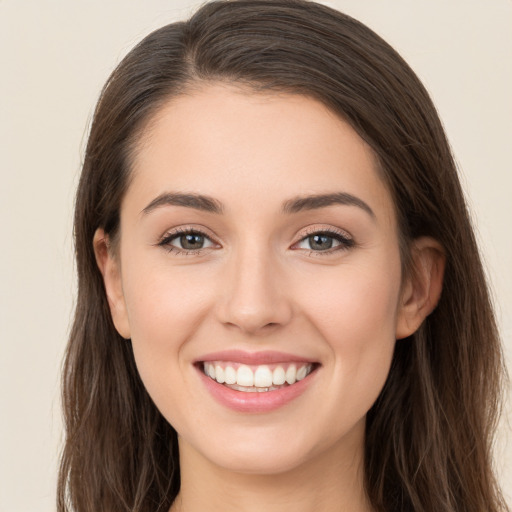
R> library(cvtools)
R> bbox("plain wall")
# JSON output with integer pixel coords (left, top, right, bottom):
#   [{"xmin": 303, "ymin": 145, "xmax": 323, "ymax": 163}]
[{"xmin": 0, "ymin": 1, "xmax": 510, "ymax": 510}]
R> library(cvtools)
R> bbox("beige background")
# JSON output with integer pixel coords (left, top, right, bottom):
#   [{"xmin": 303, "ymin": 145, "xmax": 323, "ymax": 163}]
[{"xmin": 0, "ymin": 1, "xmax": 510, "ymax": 510}]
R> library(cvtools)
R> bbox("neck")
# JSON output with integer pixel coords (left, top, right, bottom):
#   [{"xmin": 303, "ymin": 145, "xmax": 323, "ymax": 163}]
[{"xmin": 170, "ymin": 423, "xmax": 373, "ymax": 512}]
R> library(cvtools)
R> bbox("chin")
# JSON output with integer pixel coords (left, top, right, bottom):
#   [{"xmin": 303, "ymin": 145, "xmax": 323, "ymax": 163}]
[
  {"xmin": 180, "ymin": 417, "xmax": 364, "ymax": 477},
  {"xmin": 204, "ymin": 442, "xmax": 312, "ymax": 476}
]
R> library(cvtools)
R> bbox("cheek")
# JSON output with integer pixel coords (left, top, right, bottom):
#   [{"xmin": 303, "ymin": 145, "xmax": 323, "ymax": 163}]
[
  {"xmin": 300, "ymin": 256, "xmax": 401, "ymax": 341},
  {"xmin": 297, "ymin": 258, "xmax": 401, "ymax": 403},
  {"xmin": 121, "ymin": 267, "xmax": 217, "ymax": 438},
  {"xmin": 123, "ymin": 256, "xmax": 213, "ymax": 334},
  {"xmin": 120, "ymin": 259, "xmax": 214, "ymax": 393}
]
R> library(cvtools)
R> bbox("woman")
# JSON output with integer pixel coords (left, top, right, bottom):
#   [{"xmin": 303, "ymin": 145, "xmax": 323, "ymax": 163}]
[{"xmin": 58, "ymin": 1, "xmax": 509, "ymax": 511}]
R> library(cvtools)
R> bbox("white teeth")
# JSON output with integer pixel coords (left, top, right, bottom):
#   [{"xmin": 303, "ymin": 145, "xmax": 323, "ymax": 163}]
[
  {"xmin": 254, "ymin": 366, "xmax": 273, "ymax": 387},
  {"xmin": 203, "ymin": 362, "xmax": 313, "ymax": 389},
  {"xmin": 296, "ymin": 365, "xmax": 308, "ymax": 381},
  {"xmin": 237, "ymin": 365, "xmax": 254, "ymax": 387},
  {"xmin": 285, "ymin": 365, "xmax": 297, "ymax": 385},
  {"xmin": 215, "ymin": 365, "xmax": 225, "ymax": 384},
  {"xmin": 224, "ymin": 366, "xmax": 237, "ymax": 385},
  {"xmin": 227, "ymin": 383, "xmax": 281, "ymax": 393},
  {"xmin": 272, "ymin": 366, "xmax": 286, "ymax": 385}
]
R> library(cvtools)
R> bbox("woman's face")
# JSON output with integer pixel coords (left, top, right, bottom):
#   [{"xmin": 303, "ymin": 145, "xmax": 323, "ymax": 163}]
[{"xmin": 101, "ymin": 84, "xmax": 416, "ymax": 475}]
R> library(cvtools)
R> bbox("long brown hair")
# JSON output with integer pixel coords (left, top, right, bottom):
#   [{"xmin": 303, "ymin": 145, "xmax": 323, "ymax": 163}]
[{"xmin": 58, "ymin": 1, "xmax": 509, "ymax": 511}]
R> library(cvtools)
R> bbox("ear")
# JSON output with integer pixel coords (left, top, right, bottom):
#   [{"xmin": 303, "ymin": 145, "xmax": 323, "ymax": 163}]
[
  {"xmin": 93, "ymin": 228, "xmax": 131, "ymax": 339},
  {"xmin": 395, "ymin": 237, "xmax": 445, "ymax": 340}
]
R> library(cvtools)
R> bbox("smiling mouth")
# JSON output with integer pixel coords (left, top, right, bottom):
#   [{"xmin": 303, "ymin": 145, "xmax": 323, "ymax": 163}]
[{"xmin": 201, "ymin": 361, "xmax": 317, "ymax": 393}]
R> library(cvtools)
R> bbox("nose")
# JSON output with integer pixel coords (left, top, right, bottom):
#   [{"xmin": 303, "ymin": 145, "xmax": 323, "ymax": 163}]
[{"xmin": 216, "ymin": 245, "xmax": 293, "ymax": 335}]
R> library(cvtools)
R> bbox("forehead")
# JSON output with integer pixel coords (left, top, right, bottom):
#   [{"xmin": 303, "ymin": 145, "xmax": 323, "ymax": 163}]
[{"xmin": 126, "ymin": 84, "xmax": 395, "ymax": 224}]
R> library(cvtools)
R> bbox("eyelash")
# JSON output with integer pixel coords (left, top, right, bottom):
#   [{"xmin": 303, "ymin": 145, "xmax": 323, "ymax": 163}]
[
  {"xmin": 157, "ymin": 227, "xmax": 219, "ymax": 256},
  {"xmin": 157, "ymin": 226, "xmax": 354, "ymax": 256},
  {"xmin": 293, "ymin": 227, "xmax": 355, "ymax": 256}
]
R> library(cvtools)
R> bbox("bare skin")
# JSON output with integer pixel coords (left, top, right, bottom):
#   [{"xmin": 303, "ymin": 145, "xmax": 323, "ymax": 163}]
[
  {"xmin": 94, "ymin": 84, "xmax": 444, "ymax": 512},
  {"xmin": 172, "ymin": 422, "xmax": 370, "ymax": 512}
]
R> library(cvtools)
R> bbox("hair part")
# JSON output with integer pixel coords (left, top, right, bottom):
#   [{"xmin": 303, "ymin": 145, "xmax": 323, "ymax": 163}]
[{"xmin": 59, "ymin": 1, "xmax": 508, "ymax": 511}]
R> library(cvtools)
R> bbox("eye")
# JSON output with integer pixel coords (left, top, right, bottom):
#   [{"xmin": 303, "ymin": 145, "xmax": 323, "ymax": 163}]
[
  {"xmin": 293, "ymin": 229, "xmax": 354, "ymax": 253},
  {"xmin": 158, "ymin": 229, "xmax": 217, "ymax": 254}
]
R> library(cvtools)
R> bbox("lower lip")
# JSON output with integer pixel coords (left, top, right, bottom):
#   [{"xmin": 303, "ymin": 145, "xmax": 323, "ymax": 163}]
[{"xmin": 197, "ymin": 366, "xmax": 317, "ymax": 413}]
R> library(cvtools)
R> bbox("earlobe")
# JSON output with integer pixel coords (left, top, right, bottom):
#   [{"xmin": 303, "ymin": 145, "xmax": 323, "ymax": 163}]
[
  {"xmin": 93, "ymin": 228, "xmax": 131, "ymax": 339},
  {"xmin": 395, "ymin": 237, "xmax": 446, "ymax": 340}
]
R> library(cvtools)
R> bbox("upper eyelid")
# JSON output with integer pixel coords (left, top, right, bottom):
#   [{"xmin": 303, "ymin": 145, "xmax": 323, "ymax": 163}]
[
  {"xmin": 158, "ymin": 225, "xmax": 219, "ymax": 243},
  {"xmin": 295, "ymin": 225, "xmax": 353, "ymax": 241},
  {"xmin": 291, "ymin": 225, "xmax": 355, "ymax": 254},
  {"xmin": 157, "ymin": 228, "xmax": 219, "ymax": 256}
]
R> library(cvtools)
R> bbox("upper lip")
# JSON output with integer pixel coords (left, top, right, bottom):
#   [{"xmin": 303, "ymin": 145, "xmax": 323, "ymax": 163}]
[{"xmin": 195, "ymin": 350, "xmax": 317, "ymax": 365}]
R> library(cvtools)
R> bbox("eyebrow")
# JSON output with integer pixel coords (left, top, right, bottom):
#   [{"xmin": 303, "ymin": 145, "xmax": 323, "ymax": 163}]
[
  {"xmin": 282, "ymin": 192, "xmax": 375, "ymax": 219},
  {"xmin": 141, "ymin": 191, "xmax": 375, "ymax": 219},
  {"xmin": 141, "ymin": 192, "xmax": 224, "ymax": 215}
]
